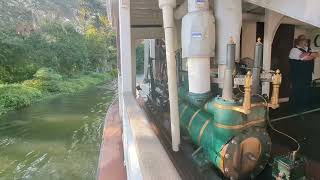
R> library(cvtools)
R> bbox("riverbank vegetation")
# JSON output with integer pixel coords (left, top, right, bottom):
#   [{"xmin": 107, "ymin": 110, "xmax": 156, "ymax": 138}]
[
  {"xmin": 0, "ymin": 69, "xmax": 115, "ymax": 116},
  {"xmin": 0, "ymin": 0, "xmax": 117, "ymax": 115}
]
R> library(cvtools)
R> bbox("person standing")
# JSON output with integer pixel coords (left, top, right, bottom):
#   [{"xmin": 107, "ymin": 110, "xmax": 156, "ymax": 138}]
[{"xmin": 289, "ymin": 35, "xmax": 319, "ymax": 112}]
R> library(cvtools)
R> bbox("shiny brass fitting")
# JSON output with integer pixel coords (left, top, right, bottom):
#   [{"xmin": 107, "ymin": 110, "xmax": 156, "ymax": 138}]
[
  {"xmin": 243, "ymin": 71, "xmax": 252, "ymax": 114},
  {"xmin": 257, "ymin": 37, "xmax": 262, "ymax": 43},
  {"xmin": 229, "ymin": 36, "xmax": 235, "ymax": 44},
  {"xmin": 269, "ymin": 69, "xmax": 282, "ymax": 109}
]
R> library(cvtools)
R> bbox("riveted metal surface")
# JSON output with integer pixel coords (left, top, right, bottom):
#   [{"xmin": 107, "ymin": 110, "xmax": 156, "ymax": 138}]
[{"xmin": 222, "ymin": 128, "xmax": 272, "ymax": 179}]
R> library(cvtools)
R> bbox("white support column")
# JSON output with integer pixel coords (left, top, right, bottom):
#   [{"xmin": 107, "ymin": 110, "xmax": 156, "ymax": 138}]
[
  {"xmin": 131, "ymin": 36, "xmax": 137, "ymax": 94},
  {"xmin": 115, "ymin": 19, "xmax": 123, "ymax": 119},
  {"xmin": 149, "ymin": 39, "xmax": 156, "ymax": 78},
  {"xmin": 119, "ymin": 0, "xmax": 133, "ymax": 94},
  {"xmin": 150, "ymin": 39, "xmax": 156, "ymax": 59},
  {"xmin": 143, "ymin": 40, "xmax": 150, "ymax": 82},
  {"xmin": 118, "ymin": 74, "xmax": 123, "ymax": 119},
  {"xmin": 262, "ymin": 10, "xmax": 284, "ymax": 96}
]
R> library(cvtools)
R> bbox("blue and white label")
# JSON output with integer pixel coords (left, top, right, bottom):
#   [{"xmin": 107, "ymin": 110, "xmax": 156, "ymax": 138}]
[
  {"xmin": 192, "ymin": 32, "xmax": 202, "ymax": 38},
  {"xmin": 196, "ymin": 0, "xmax": 206, "ymax": 4}
]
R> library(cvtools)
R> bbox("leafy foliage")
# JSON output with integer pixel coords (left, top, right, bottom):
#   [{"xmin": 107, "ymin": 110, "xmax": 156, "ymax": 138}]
[
  {"xmin": 0, "ymin": 18, "xmax": 116, "ymax": 82},
  {"xmin": 1, "ymin": 71, "xmax": 113, "ymax": 116},
  {"xmin": 33, "ymin": 68, "xmax": 62, "ymax": 80},
  {"xmin": 0, "ymin": 0, "xmax": 117, "ymax": 115},
  {"xmin": 0, "ymin": 84, "xmax": 42, "ymax": 115}
]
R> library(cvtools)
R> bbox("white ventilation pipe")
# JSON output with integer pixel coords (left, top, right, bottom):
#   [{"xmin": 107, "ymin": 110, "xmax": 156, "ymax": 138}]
[
  {"xmin": 213, "ymin": 0, "xmax": 242, "ymax": 87},
  {"xmin": 149, "ymin": 39, "xmax": 157, "ymax": 78},
  {"xmin": 188, "ymin": 58, "xmax": 211, "ymax": 94},
  {"xmin": 182, "ymin": 0, "xmax": 215, "ymax": 98},
  {"xmin": 159, "ymin": 0, "xmax": 180, "ymax": 152}
]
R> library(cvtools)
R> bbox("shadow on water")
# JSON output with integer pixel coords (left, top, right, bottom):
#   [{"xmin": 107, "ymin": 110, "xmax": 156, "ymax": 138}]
[{"xmin": 0, "ymin": 82, "xmax": 116, "ymax": 180}]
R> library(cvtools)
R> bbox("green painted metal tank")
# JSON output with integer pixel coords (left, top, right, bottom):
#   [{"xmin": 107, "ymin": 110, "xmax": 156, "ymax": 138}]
[{"xmin": 179, "ymin": 95, "xmax": 272, "ymax": 179}]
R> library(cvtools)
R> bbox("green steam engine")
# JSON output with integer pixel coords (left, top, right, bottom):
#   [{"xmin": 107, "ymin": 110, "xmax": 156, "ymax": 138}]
[{"xmin": 177, "ymin": 38, "xmax": 282, "ymax": 179}]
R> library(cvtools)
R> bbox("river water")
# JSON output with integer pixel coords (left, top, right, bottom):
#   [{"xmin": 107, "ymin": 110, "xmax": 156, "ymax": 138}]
[{"xmin": 0, "ymin": 83, "xmax": 115, "ymax": 180}]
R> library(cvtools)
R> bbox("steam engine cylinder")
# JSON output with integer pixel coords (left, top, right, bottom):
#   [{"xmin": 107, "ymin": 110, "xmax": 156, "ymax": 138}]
[{"xmin": 179, "ymin": 89, "xmax": 271, "ymax": 179}]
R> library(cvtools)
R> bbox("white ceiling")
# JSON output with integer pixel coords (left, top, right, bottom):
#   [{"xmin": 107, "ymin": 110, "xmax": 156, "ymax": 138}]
[
  {"xmin": 130, "ymin": 0, "xmax": 265, "ymax": 27},
  {"xmin": 108, "ymin": 0, "xmax": 318, "ymax": 28},
  {"xmin": 131, "ymin": 0, "xmax": 185, "ymax": 26}
]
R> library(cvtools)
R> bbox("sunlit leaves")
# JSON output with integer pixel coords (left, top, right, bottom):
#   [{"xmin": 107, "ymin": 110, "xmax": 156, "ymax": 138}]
[{"xmin": 0, "ymin": 0, "xmax": 116, "ymax": 82}]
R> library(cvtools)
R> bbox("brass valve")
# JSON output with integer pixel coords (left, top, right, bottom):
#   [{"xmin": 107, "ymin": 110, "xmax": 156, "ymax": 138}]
[
  {"xmin": 269, "ymin": 69, "xmax": 282, "ymax": 109},
  {"xmin": 214, "ymin": 70, "xmax": 281, "ymax": 115},
  {"xmin": 242, "ymin": 71, "xmax": 252, "ymax": 114}
]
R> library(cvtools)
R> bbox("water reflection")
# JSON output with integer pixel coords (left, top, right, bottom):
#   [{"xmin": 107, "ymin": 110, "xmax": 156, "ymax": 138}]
[{"xmin": 0, "ymin": 82, "xmax": 116, "ymax": 180}]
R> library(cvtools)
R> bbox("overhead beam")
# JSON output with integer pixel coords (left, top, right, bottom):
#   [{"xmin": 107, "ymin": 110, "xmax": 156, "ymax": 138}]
[
  {"xmin": 245, "ymin": 0, "xmax": 320, "ymax": 28},
  {"xmin": 243, "ymin": 13, "xmax": 312, "ymax": 27},
  {"xmin": 131, "ymin": 27, "xmax": 164, "ymax": 39}
]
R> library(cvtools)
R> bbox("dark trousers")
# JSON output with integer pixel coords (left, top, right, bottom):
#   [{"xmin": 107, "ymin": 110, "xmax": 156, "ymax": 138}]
[{"xmin": 289, "ymin": 60, "xmax": 313, "ymax": 112}]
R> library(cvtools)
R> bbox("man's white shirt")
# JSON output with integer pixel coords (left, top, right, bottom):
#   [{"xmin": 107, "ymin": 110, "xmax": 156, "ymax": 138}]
[{"xmin": 289, "ymin": 46, "xmax": 308, "ymax": 60}]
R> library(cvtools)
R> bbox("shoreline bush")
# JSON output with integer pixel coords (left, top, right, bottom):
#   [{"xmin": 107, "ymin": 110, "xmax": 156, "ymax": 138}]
[{"xmin": 0, "ymin": 69, "xmax": 116, "ymax": 116}]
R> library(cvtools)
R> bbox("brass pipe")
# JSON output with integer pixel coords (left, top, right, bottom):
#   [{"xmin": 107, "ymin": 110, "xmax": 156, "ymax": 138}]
[
  {"xmin": 269, "ymin": 69, "xmax": 282, "ymax": 109},
  {"xmin": 242, "ymin": 71, "xmax": 253, "ymax": 114},
  {"xmin": 213, "ymin": 69, "xmax": 281, "ymax": 114}
]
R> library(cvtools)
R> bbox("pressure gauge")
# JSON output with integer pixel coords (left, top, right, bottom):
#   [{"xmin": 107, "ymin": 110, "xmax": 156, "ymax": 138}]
[{"xmin": 314, "ymin": 34, "xmax": 320, "ymax": 47}]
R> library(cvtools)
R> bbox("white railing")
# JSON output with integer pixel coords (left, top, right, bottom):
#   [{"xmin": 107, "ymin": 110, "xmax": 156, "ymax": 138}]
[
  {"xmin": 121, "ymin": 92, "xmax": 181, "ymax": 180},
  {"xmin": 122, "ymin": 95, "xmax": 143, "ymax": 180}
]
